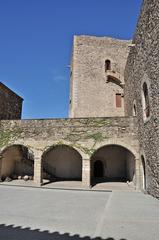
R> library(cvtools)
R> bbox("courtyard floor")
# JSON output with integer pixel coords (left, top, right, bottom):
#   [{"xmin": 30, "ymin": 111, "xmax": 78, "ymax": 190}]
[
  {"xmin": 0, "ymin": 186, "xmax": 158, "ymax": 240},
  {"xmin": 0, "ymin": 179, "xmax": 135, "ymax": 191}
]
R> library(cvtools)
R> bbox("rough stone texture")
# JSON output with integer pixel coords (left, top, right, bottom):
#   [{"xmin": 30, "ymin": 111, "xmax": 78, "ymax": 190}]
[
  {"xmin": 69, "ymin": 35, "xmax": 131, "ymax": 118},
  {"xmin": 124, "ymin": 0, "xmax": 159, "ymax": 198},
  {"xmin": 43, "ymin": 145, "xmax": 82, "ymax": 180},
  {"xmin": 0, "ymin": 82, "xmax": 23, "ymax": 120},
  {"xmin": 0, "ymin": 117, "xmax": 140, "ymax": 187},
  {"xmin": 1, "ymin": 0, "xmax": 158, "ymax": 198}
]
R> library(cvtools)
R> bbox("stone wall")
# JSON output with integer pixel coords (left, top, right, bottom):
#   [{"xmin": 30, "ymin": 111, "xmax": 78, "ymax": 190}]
[
  {"xmin": 124, "ymin": 0, "xmax": 159, "ymax": 198},
  {"xmin": 0, "ymin": 82, "xmax": 23, "ymax": 120},
  {"xmin": 0, "ymin": 117, "xmax": 140, "ymax": 188},
  {"xmin": 69, "ymin": 35, "xmax": 131, "ymax": 118}
]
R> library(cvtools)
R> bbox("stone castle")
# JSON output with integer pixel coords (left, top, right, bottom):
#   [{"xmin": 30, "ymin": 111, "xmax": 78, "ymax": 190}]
[{"xmin": 0, "ymin": 0, "xmax": 158, "ymax": 198}]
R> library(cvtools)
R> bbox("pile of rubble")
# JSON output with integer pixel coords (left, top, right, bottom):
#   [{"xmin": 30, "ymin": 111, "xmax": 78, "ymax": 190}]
[{"xmin": 0, "ymin": 175, "xmax": 34, "ymax": 182}]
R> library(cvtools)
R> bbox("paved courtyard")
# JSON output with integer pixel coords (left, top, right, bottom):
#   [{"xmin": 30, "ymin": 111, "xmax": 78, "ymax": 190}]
[
  {"xmin": 0, "ymin": 179, "xmax": 136, "ymax": 191},
  {"xmin": 0, "ymin": 186, "xmax": 158, "ymax": 240}
]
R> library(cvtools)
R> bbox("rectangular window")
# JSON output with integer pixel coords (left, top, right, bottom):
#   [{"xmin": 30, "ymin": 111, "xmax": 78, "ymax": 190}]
[{"xmin": 116, "ymin": 94, "xmax": 122, "ymax": 108}]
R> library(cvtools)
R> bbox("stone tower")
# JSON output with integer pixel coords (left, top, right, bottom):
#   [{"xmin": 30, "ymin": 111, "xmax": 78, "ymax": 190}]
[{"xmin": 69, "ymin": 35, "xmax": 131, "ymax": 118}]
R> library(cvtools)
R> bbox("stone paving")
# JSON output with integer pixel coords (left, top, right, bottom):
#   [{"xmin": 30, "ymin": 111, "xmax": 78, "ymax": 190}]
[
  {"xmin": 0, "ymin": 180, "xmax": 135, "ymax": 191},
  {"xmin": 0, "ymin": 185, "xmax": 158, "ymax": 240}
]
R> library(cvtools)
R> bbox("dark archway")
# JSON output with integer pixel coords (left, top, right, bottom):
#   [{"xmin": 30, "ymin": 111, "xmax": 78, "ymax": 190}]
[
  {"xmin": 94, "ymin": 160, "xmax": 104, "ymax": 178},
  {"xmin": 91, "ymin": 145, "xmax": 135, "ymax": 185},
  {"xmin": 0, "ymin": 145, "xmax": 34, "ymax": 181},
  {"xmin": 42, "ymin": 145, "xmax": 82, "ymax": 184}
]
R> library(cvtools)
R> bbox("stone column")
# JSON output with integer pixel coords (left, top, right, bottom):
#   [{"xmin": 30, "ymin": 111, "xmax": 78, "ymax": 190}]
[
  {"xmin": 82, "ymin": 159, "xmax": 91, "ymax": 188},
  {"xmin": 135, "ymin": 158, "xmax": 141, "ymax": 190},
  {"xmin": 0, "ymin": 154, "xmax": 2, "ymax": 178},
  {"xmin": 34, "ymin": 154, "xmax": 42, "ymax": 186}
]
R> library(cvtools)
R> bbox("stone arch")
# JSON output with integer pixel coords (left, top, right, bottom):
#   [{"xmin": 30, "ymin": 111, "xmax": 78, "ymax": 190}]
[
  {"xmin": 91, "ymin": 144, "xmax": 136, "ymax": 186},
  {"xmin": 42, "ymin": 141, "xmax": 86, "ymax": 160},
  {"xmin": 94, "ymin": 139, "xmax": 139, "ymax": 159},
  {"xmin": 0, "ymin": 144, "xmax": 34, "ymax": 181},
  {"xmin": 41, "ymin": 144, "xmax": 82, "ymax": 184}
]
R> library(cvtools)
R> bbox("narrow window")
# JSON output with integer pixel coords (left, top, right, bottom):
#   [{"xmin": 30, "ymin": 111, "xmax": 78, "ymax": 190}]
[
  {"xmin": 116, "ymin": 93, "xmax": 122, "ymax": 108},
  {"xmin": 133, "ymin": 104, "xmax": 137, "ymax": 116},
  {"xmin": 141, "ymin": 155, "xmax": 146, "ymax": 190},
  {"xmin": 105, "ymin": 60, "xmax": 111, "ymax": 71},
  {"xmin": 142, "ymin": 82, "xmax": 150, "ymax": 119}
]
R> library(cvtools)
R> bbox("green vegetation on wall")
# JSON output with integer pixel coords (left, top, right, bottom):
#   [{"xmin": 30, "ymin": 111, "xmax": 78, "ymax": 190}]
[{"xmin": 0, "ymin": 128, "xmax": 22, "ymax": 150}]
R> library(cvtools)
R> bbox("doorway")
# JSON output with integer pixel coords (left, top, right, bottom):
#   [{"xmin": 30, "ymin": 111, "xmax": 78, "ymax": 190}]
[{"xmin": 94, "ymin": 160, "xmax": 104, "ymax": 178}]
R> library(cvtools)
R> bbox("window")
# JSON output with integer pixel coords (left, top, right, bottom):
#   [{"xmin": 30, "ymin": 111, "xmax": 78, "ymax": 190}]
[
  {"xmin": 141, "ymin": 155, "xmax": 146, "ymax": 190},
  {"xmin": 142, "ymin": 82, "xmax": 150, "ymax": 119},
  {"xmin": 105, "ymin": 60, "xmax": 111, "ymax": 71},
  {"xmin": 133, "ymin": 104, "xmax": 137, "ymax": 116},
  {"xmin": 116, "ymin": 93, "xmax": 122, "ymax": 108}
]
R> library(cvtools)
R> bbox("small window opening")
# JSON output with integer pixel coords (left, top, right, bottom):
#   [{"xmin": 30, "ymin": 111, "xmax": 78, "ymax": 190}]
[
  {"xmin": 116, "ymin": 93, "xmax": 122, "ymax": 108},
  {"xmin": 141, "ymin": 155, "xmax": 146, "ymax": 190},
  {"xmin": 133, "ymin": 104, "xmax": 137, "ymax": 116},
  {"xmin": 142, "ymin": 82, "xmax": 150, "ymax": 119},
  {"xmin": 105, "ymin": 60, "xmax": 111, "ymax": 72}
]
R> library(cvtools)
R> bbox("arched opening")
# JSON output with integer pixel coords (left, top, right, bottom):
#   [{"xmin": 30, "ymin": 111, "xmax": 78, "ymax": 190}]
[
  {"xmin": 141, "ymin": 155, "xmax": 146, "ymax": 190},
  {"xmin": 94, "ymin": 160, "xmax": 104, "ymax": 178},
  {"xmin": 105, "ymin": 59, "xmax": 111, "ymax": 71},
  {"xmin": 0, "ymin": 145, "xmax": 34, "ymax": 182},
  {"xmin": 91, "ymin": 145, "xmax": 135, "ymax": 186},
  {"xmin": 42, "ymin": 145, "xmax": 82, "ymax": 185},
  {"xmin": 142, "ymin": 82, "xmax": 150, "ymax": 119}
]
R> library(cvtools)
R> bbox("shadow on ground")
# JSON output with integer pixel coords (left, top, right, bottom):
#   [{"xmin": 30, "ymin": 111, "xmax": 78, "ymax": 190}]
[{"xmin": 0, "ymin": 224, "xmax": 127, "ymax": 240}]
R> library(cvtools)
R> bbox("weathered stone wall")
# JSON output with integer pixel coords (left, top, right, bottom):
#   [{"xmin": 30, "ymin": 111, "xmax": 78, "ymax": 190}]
[
  {"xmin": 124, "ymin": 0, "xmax": 159, "ymax": 198},
  {"xmin": 0, "ymin": 117, "xmax": 140, "ymax": 187},
  {"xmin": 0, "ymin": 83, "xmax": 23, "ymax": 120},
  {"xmin": 0, "ymin": 117, "xmax": 139, "ymax": 157},
  {"xmin": 69, "ymin": 35, "xmax": 131, "ymax": 118}
]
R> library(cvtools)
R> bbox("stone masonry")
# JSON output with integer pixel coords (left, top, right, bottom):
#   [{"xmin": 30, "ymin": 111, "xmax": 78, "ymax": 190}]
[
  {"xmin": 0, "ymin": 117, "xmax": 140, "ymax": 188},
  {"xmin": 69, "ymin": 36, "xmax": 131, "ymax": 118},
  {"xmin": 0, "ymin": 82, "xmax": 23, "ymax": 120},
  {"xmin": 0, "ymin": 0, "xmax": 158, "ymax": 198},
  {"xmin": 124, "ymin": 0, "xmax": 159, "ymax": 198}
]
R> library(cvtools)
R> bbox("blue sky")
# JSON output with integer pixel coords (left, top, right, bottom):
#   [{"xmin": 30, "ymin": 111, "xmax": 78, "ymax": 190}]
[{"xmin": 0, "ymin": 0, "xmax": 142, "ymax": 119}]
